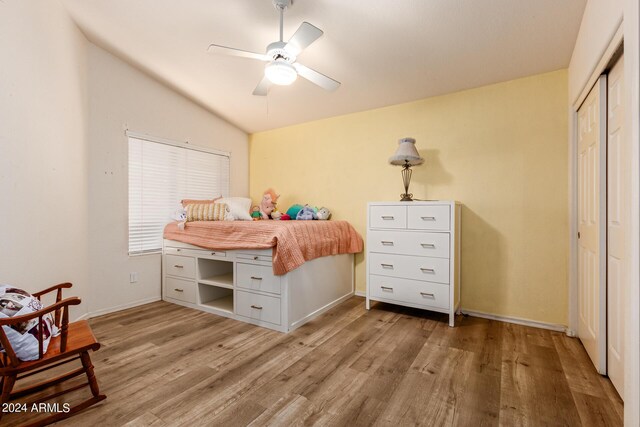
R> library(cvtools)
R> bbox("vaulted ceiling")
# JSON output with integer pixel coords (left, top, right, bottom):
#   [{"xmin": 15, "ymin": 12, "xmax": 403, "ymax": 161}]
[{"xmin": 61, "ymin": 0, "xmax": 586, "ymax": 133}]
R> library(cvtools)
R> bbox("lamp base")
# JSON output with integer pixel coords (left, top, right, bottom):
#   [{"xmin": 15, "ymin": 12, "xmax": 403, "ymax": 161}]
[{"xmin": 400, "ymin": 193, "xmax": 414, "ymax": 202}]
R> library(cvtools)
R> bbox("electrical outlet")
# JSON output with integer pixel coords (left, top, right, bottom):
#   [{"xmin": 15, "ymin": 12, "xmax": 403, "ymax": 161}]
[{"xmin": 129, "ymin": 272, "xmax": 138, "ymax": 283}]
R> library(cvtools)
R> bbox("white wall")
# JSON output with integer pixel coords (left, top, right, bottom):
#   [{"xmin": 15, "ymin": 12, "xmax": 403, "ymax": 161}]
[
  {"xmin": 0, "ymin": 0, "xmax": 90, "ymax": 318},
  {"xmin": 87, "ymin": 44, "xmax": 249, "ymax": 316},
  {"xmin": 568, "ymin": 0, "xmax": 623, "ymax": 103}
]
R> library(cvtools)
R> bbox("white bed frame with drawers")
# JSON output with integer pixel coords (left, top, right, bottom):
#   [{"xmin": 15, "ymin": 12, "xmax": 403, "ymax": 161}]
[{"xmin": 162, "ymin": 239, "xmax": 354, "ymax": 333}]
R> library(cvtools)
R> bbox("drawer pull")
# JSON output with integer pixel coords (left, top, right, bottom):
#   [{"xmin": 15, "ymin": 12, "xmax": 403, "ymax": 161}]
[
  {"xmin": 250, "ymin": 305, "xmax": 263, "ymax": 310},
  {"xmin": 381, "ymin": 263, "xmax": 394, "ymax": 269},
  {"xmin": 381, "ymin": 241, "xmax": 394, "ymax": 246},
  {"xmin": 253, "ymin": 256, "xmax": 259, "ymax": 260},
  {"xmin": 381, "ymin": 286, "xmax": 394, "ymax": 291},
  {"xmin": 421, "ymin": 216, "xmax": 436, "ymax": 220},
  {"xmin": 174, "ymin": 288, "xmax": 184, "ymax": 292},
  {"xmin": 173, "ymin": 265, "xmax": 184, "ymax": 269},
  {"xmin": 176, "ymin": 248, "xmax": 181, "ymax": 252},
  {"xmin": 381, "ymin": 215, "xmax": 395, "ymax": 220},
  {"xmin": 420, "ymin": 268, "xmax": 435, "ymax": 273},
  {"xmin": 211, "ymin": 252, "xmax": 217, "ymax": 256},
  {"xmin": 420, "ymin": 292, "xmax": 435, "ymax": 298},
  {"xmin": 250, "ymin": 276, "xmax": 263, "ymax": 281},
  {"xmin": 421, "ymin": 243, "xmax": 436, "ymax": 248}
]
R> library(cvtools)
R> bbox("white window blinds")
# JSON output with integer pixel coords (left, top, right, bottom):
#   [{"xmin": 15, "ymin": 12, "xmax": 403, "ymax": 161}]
[{"xmin": 128, "ymin": 135, "xmax": 230, "ymax": 255}]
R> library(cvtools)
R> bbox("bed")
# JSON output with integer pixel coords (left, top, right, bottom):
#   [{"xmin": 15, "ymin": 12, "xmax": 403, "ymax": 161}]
[{"xmin": 162, "ymin": 220, "xmax": 363, "ymax": 332}]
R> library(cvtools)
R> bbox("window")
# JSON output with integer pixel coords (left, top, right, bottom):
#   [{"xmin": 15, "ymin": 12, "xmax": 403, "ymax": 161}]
[{"xmin": 128, "ymin": 133, "xmax": 230, "ymax": 255}]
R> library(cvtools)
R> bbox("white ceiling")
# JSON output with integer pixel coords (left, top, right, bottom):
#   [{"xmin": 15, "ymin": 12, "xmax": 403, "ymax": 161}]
[{"xmin": 61, "ymin": 0, "xmax": 586, "ymax": 133}]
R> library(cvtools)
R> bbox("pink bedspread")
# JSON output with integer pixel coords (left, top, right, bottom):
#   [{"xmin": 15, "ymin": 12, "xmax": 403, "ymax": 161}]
[{"xmin": 163, "ymin": 220, "xmax": 363, "ymax": 275}]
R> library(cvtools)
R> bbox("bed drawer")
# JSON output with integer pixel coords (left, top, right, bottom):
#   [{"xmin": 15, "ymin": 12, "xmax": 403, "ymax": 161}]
[
  {"xmin": 407, "ymin": 205, "xmax": 450, "ymax": 230},
  {"xmin": 369, "ymin": 275, "xmax": 450, "ymax": 310},
  {"xmin": 236, "ymin": 263, "xmax": 281, "ymax": 295},
  {"xmin": 236, "ymin": 249, "xmax": 272, "ymax": 262},
  {"xmin": 165, "ymin": 254, "xmax": 196, "ymax": 279},
  {"xmin": 369, "ymin": 253, "xmax": 450, "ymax": 284},
  {"xmin": 367, "ymin": 230, "xmax": 450, "ymax": 258},
  {"xmin": 369, "ymin": 205, "xmax": 407, "ymax": 229},
  {"xmin": 236, "ymin": 290, "xmax": 281, "ymax": 325},
  {"xmin": 164, "ymin": 277, "xmax": 196, "ymax": 304}
]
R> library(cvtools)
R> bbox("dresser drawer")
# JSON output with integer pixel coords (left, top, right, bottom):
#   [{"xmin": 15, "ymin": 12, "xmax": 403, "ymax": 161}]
[
  {"xmin": 236, "ymin": 290, "xmax": 281, "ymax": 325},
  {"xmin": 368, "ymin": 230, "xmax": 450, "ymax": 258},
  {"xmin": 369, "ymin": 253, "xmax": 450, "ymax": 284},
  {"xmin": 165, "ymin": 254, "xmax": 196, "ymax": 279},
  {"xmin": 236, "ymin": 263, "xmax": 281, "ymax": 295},
  {"xmin": 369, "ymin": 275, "xmax": 450, "ymax": 310},
  {"xmin": 369, "ymin": 205, "xmax": 407, "ymax": 229},
  {"xmin": 407, "ymin": 205, "xmax": 450, "ymax": 230},
  {"xmin": 164, "ymin": 277, "xmax": 196, "ymax": 303}
]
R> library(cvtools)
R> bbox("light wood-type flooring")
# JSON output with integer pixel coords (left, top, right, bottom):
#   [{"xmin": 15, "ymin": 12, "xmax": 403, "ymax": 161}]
[{"xmin": 6, "ymin": 297, "xmax": 623, "ymax": 426}]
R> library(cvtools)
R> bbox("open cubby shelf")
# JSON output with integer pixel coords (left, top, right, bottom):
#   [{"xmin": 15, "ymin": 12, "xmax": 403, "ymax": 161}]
[{"xmin": 199, "ymin": 273, "xmax": 233, "ymax": 289}]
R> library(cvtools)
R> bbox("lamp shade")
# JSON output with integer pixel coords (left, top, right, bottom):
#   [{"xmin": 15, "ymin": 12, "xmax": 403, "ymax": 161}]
[{"xmin": 388, "ymin": 137, "xmax": 424, "ymax": 166}]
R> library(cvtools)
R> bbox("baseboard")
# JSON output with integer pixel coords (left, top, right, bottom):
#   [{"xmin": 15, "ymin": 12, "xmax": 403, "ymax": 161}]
[
  {"xmin": 461, "ymin": 309, "xmax": 568, "ymax": 333},
  {"xmin": 87, "ymin": 296, "xmax": 162, "ymax": 319},
  {"xmin": 354, "ymin": 290, "xmax": 366, "ymax": 297}
]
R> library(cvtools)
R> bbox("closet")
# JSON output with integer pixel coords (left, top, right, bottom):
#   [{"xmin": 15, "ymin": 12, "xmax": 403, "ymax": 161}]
[{"xmin": 576, "ymin": 53, "xmax": 626, "ymax": 397}]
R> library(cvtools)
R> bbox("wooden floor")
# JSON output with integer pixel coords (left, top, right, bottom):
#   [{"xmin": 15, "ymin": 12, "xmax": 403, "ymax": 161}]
[{"xmin": 7, "ymin": 297, "xmax": 622, "ymax": 426}]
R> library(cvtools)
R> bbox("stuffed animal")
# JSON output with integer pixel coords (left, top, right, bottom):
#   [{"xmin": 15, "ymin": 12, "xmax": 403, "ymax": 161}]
[
  {"xmin": 296, "ymin": 205, "xmax": 318, "ymax": 220},
  {"xmin": 260, "ymin": 188, "xmax": 280, "ymax": 219},
  {"xmin": 251, "ymin": 206, "xmax": 262, "ymax": 220},
  {"xmin": 286, "ymin": 204, "xmax": 304, "ymax": 220},
  {"xmin": 280, "ymin": 214, "xmax": 291, "ymax": 220},
  {"xmin": 271, "ymin": 210, "xmax": 283, "ymax": 220},
  {"xmin": 317, "ymin": 207, "xmax": 332, "ymax": 220},
  {"xmin": 172, "ymin": 207, "xmax": 188, "ymax": 230}
]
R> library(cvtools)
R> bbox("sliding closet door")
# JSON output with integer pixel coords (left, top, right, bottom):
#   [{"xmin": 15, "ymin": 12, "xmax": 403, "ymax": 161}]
[
  {"xmin": 607, "ymin": 54, "xmax": 626, "ymax": 397},
  {"xmin": 577, "ymin": 75, "xmax": 607, "ymax": 375}
]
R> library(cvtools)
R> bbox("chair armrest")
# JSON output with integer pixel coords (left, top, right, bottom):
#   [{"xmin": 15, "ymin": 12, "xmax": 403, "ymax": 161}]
[
  {"xmin": 0, "ymin": 297, "xmax": 81, "ymax": 327},
  {"xmin": 32, "ymin": 282, "xmax": 73, "ymax": 299}
]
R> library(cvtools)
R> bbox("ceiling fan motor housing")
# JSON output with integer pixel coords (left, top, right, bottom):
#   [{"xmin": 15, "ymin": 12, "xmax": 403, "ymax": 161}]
[
  {"xmin": 273, "ymin": 0, "xmax": 291, "ymax": 11},
  {"xmin": 266, "ymin": 41, "xmax": 295, "ymax": 62}
]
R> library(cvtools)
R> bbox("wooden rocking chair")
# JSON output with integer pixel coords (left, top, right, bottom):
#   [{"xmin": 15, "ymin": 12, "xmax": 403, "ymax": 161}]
[{"xmin": 0, "ymin": 283, "xmax": 106, "ymax": 426}]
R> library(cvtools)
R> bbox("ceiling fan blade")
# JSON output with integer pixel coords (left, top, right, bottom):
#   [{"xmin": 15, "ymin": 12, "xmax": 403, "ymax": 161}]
[
  {"xmin": 252, "ymin": 75, "xmax": 272, "ymax": 96},
  {"xmin": 293, "ymin": 63, "xmax": 340, "ymax": 91},
  {"xmin": 285, "ymin": 22, "xmax": 323, "ymax": 55},
  {"xmin": 207, "ymin": 44, "xmax": 270, "ymax": 61}
]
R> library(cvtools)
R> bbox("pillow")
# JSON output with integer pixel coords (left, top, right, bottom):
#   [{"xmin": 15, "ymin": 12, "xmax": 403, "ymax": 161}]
[
  {"xmin": 185, "ymin": 203, "xmax": 229, "ymax": 222},
  {"xmin": 217, "ymin": 197, "xmax": 252, "ymax": 221},
  {"xmin": 181, "ymin": 197, "xmax": 222, "ymax": 207},
  {"xmin": 0, "ymin": 286, "xmax": 57, "ymax": 361}
]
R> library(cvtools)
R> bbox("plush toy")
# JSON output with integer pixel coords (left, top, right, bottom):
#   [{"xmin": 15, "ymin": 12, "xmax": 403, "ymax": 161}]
[
  {"xmin": 271, "ymin": 210, "xmax": 283, "ymax": 220},
  {"xmin": 251, "ymin": 206, "xmax": 262, "ymax": 220},
  {"xmin": 296, "ymin": 205, "xmax": 318, "ymax": 220},
  {"xmin": 280, "ymin": 214, "xmax": 291, "ymax": 220},
  {"xmin": 172, "ymin": 207, "xmax": 188, "ymax": 230},
  {"xmin": 260, "ymin": 188, "xmax": 280, "ymax": 219},
  {"xmin": 286, "ymin": 204, "xmax": 304, "ymax": 220},
  {"xmin": 317, "ymin": 207, "xmax": 332, "ymax": 220}
]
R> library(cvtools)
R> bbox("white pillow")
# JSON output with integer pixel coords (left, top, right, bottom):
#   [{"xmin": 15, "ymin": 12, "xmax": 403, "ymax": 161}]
[
  {"xmin": 217, "ymin": 197, "xmax": 252, "ymax": 221},
  {"xmin": 0, "ymin": 286, "xmax": 58, "ymax": 361}
]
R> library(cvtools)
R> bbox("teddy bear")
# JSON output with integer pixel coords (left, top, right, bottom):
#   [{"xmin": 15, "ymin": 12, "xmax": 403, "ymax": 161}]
[
  {"xmin": 296, "ymin": 205, "xmax": 318, "ymax": 220},
  {"xmin": 260, "ymin": 188, "xmax": 280, "ymax": 219},
  {"xmin": 271, "ymin": 210, "xmax": 283, "ymax": 220},
  {"xmin": 317, "ymin": 207, "xmax": 331, "ymax": 220}
]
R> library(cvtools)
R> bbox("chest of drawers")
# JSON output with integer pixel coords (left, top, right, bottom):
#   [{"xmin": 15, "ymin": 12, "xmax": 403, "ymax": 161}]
[{"xmin": 366, "ymin": 201, "xmax": 461, "ymax": 326}]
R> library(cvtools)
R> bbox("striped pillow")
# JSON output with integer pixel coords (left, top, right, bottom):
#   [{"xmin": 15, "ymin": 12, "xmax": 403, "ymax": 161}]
[{"xmin": 185, "ymin": 203, "xmax": 228, "ymax": 222}]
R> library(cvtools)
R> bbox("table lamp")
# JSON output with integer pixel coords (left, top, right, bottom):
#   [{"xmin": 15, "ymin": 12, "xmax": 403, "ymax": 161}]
[{"xmin": 388, "ymin": 137, "xmax": 424, "ymax": 201}]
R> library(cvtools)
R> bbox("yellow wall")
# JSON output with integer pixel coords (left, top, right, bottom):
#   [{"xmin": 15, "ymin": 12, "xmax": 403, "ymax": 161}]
[{"xmin": 250, "ymin": 69, "xmax": 569, "ymax": 325}]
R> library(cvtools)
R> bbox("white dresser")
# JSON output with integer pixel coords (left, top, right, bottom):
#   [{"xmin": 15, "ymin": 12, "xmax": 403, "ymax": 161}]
[{"xmin": 366, "ymin": 201, "xmax": 461, "ymax": 326}]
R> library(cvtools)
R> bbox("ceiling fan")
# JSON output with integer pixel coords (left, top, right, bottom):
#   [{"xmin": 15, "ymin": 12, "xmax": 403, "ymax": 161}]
[{"xmin": 207, "ymin": 0, "xmax": 340, "ymax": 96}]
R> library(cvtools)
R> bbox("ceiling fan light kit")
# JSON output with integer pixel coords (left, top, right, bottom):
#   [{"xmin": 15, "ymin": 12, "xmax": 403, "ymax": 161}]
[
  {"xmin": 207, "ymin": 0, "xmax": 340, "ymax": 96},
  {"xmin": 265, "ymin": 61, "xmax": 297, "ymax": 85}
]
